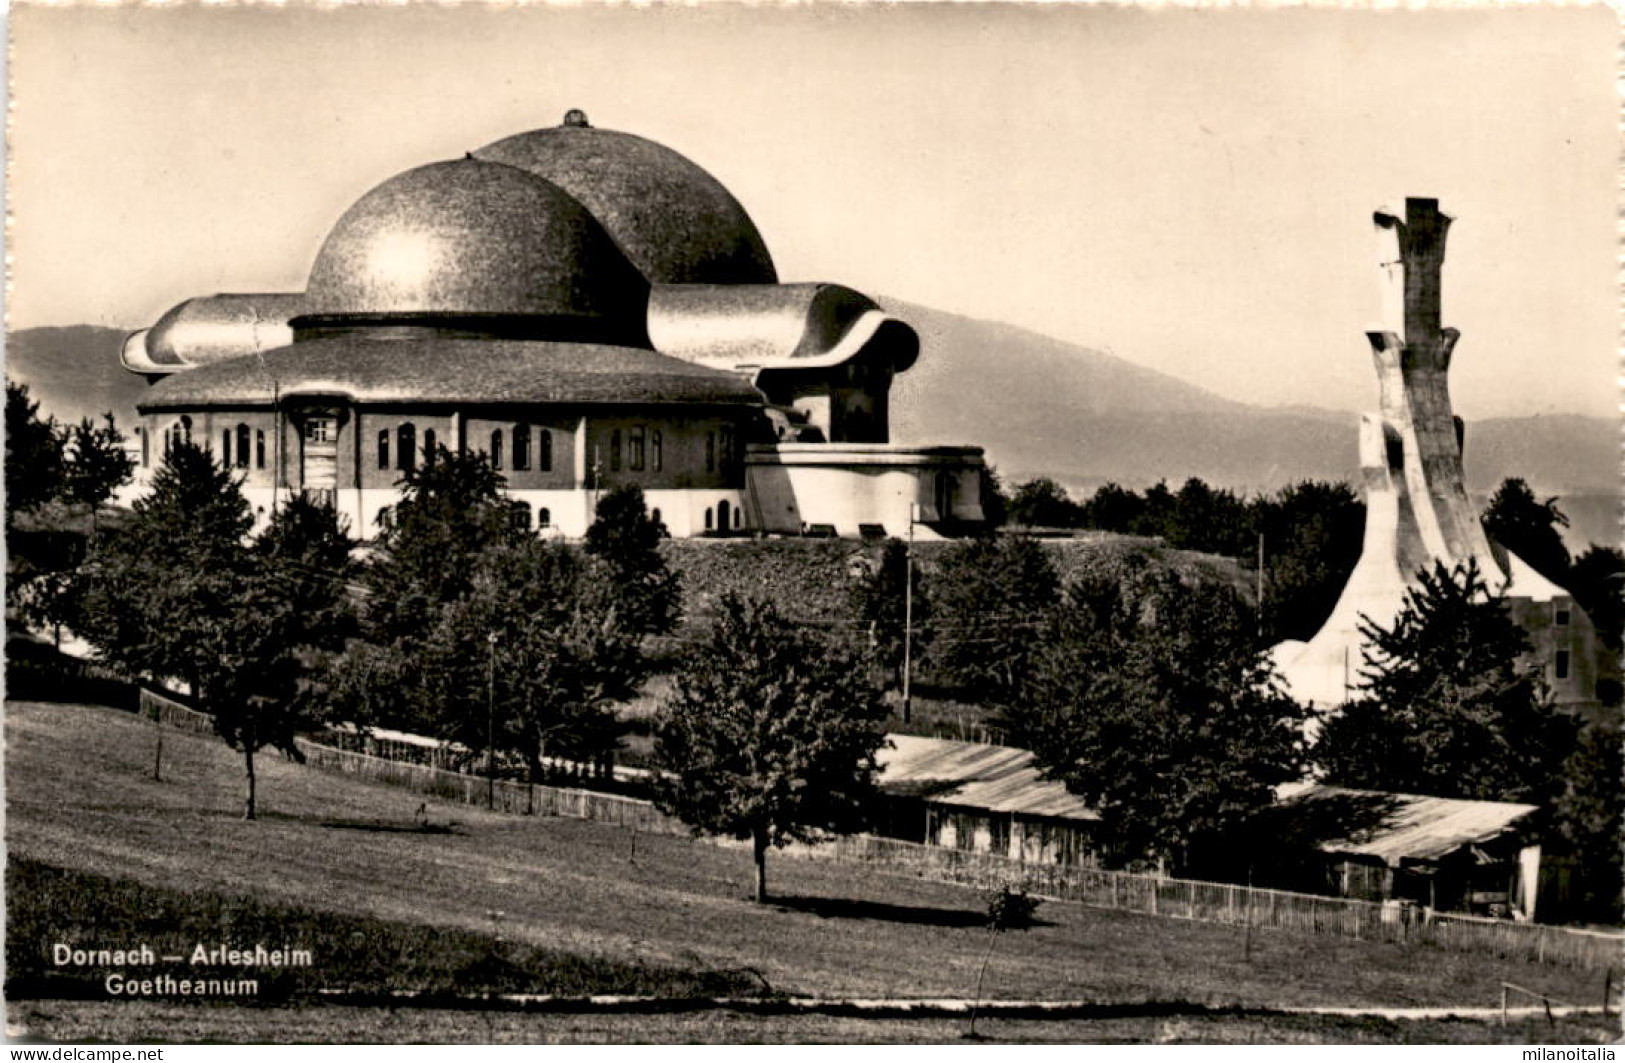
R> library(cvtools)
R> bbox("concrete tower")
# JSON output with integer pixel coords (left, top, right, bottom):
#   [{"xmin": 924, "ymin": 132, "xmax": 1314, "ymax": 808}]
[{"xmin": 1274, "ymin": 198, "xmax": 1601, "ymax": 712}]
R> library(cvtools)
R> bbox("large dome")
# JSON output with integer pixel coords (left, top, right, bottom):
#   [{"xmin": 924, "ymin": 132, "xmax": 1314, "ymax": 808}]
[
  {"xmin": 304, "ymin": 158, "xmax": 648, "ymax": 330},
  {"xmin": 474, "ymin": 113, "xmax": 777, "ymax": 286}
]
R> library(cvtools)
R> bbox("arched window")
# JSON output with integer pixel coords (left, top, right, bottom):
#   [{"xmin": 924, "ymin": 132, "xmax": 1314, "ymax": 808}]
[
  {"xmin": 135, "ymin": 427, "xmax": 148, "ymax": 467},
  {"xmin": 717, "ymin": 499, "xmax": 731, "ymax": 534},
  {"xmin": 508, "ymin": 501, "xmax": 531, "ymax": 533},
  {"xmin": 734, "ymin": 506, "xmax": 743, "ymax": 530},
  {"xmin": 651, "ymin": 430, "xmax": 663, "ymax": 472},
  {"xmin": 539, "ymin": 430, "xmax": 552, "ymax": 472},
  {"xmin": 650, "ymin": 507, "xmax": 661, "ymax": 528},
  {"xmin": 221, "ymin": 430, "xmax": 232, "ymax": 466},
  {"xmin": 236, "ymin": 424, "xmax": 251, "ymax": 469},
  {"xmin": 513, "ymin": 424, "xmax": 531, "ymax": 471},
  {"xmin": 537, "ymin": 507, "xmax": 551, "ymax": 530},
  {"xmin": 378, "ymin": 429, "xmax": 390, "ymax": 470},
  {"xmin": 704, "ymin": 507, "xmax": 713, "ymax": 531},
  {"xmin": 423, "ymin": 428, "xmax": 437, "ymax": 464},
  {"xmin": 256, "ymin": 430, "xmax": 267, "ymax": 470},
  {"xmin": 629, "ymin": 426, "xmax": 646, "ymax": 472},
  {"xmin": 705, "ymin": 431, "xmax": 716, "ymax": 472},
  {"xmin": 489, "ymin": 429, "xmax": 504, "ymax": 470},
  {"xmin": 609, "ymin": 429, "xmax": 622, "ymax": 472},
  {"xmin": 397, "ymin": 424, "xmax": 416, "ymax": 471}
]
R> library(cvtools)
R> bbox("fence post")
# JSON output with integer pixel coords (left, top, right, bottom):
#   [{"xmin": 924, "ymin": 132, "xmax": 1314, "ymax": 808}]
[{"xmin": 1187, "ymin": 879, "xmax": 1195, "ymax": 920}]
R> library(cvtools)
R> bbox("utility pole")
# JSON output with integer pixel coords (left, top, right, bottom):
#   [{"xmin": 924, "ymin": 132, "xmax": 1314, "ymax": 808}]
[
  {"xmin": 486, "ymin": 631, "xmax": 498, "ymax": 810},
  {"xmin": 902, "ymin": 503, "xmax": 918, "ymax": 724}
]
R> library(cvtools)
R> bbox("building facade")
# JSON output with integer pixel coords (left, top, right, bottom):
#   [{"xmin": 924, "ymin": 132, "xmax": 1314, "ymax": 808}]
[{"xmin": 122, "ymin": 112, "xmax": 985, "ymax": 540}]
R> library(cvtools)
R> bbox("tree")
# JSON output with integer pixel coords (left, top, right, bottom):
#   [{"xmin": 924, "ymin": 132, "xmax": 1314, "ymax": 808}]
[
  {"xmin": 1166, "ymin": 478, "xmax": 1253, "ymax": 559},
  {"xmin": 63, "ymin": 413, "xmax": 136, "ymax": 532},
  {"xmin": 1568, "ymin": 545, "xmax": 1624, "ymax": 653},
  {"xmin": 74, "ymin": 442, "xmax": 311, "ymax": 817},
  {"xmin": 1006, "ymin": 477, "xmax": 1084, "ymax": 529},
  {"xmin": 966, "ymin": 886, "xmax": 1041, "ymax": 1040},
  {"xmin": 654, "ymin": 594, "xmax": 889, "ymax": 902},
  {"xmin": 1003, "ymin": 558, "xmax": 1306, "ymax": 876},
  {"xmin": 1251, "ymin": 481, "xmax": 1365, "ymax": 644},
  {"xmin": 1547, "ymin": 719, "xmax": 1623, "ymax": 923},
  {"xmin": 1080, "ymin": 482, "xmax": 1145, "ymax": 534},
  {"xmin": 255, "ymin": 492, "xmax": 358, "ymax": 656},
  {"xmin": 583, "ymin": 484, "xmax": 681, "ymax": 637},
  {"xmin": 848, "ymin": 538, "xmax": 928, "ymax": 692},
  {"xmin": 926, "ymin": 534, "xmax": 1060, "ymax": 705},
  {"xmin": 362, "ymin": 444, "xmax": 522, "ymax": 643},
  {"xmin": 1315, "ymin": 560, "xmax": 1576, "ymax": 805},
  {"xmin": 1130, "ymin": 480, "xmax": 1177, "ymax": 540},
  {"xmin": 6, "ymin": 382, "xmax": 67, "ymax": 522},
  {"xmin": 1482, "ymin": 478, "xmax": 1571, "ymax": 586}
]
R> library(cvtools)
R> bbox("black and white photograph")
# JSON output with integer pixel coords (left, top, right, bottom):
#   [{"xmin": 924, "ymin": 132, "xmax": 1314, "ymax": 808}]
[{"xmin": 3, "ymin": 0, "xmax": 1620, "ymax": 1047}]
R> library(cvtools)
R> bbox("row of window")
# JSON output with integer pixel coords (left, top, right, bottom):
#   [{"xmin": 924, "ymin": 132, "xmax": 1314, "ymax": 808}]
[
  {"xmin": 487, "ymin": 424, "xmax": 554, "ymax": 473},
  {"xmin": 149, "ymin": 417, "xmax": 270, "ymax": 471}
]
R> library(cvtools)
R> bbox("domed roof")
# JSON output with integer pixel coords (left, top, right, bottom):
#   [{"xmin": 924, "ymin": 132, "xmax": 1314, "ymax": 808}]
[
  {"xmin": 304, "ymin": 158, "xmax": 648, "ymax": 326},
  {"xmin": 473, "ymin": 113, "xmax": 777, "ymax": 286}
]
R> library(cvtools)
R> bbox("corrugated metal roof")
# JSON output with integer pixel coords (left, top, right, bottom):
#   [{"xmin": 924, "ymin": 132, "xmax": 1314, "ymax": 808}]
[
  {"xmin": 1276, "ymin": 782, "xmax": 1537, "ymax": 865},
  {"xmin": 879, "ymin": 735, "xmax": 1535, "ymax": 865},
  {"xmin": 877, "ymin": 734, "xmax": 1097, "ymax": 822}
]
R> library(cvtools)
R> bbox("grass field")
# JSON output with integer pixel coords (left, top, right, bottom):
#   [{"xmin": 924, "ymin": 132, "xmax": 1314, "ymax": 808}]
[{"xmin": 6, "ymin": 700, "xmax": 1618, "ymax": 1043}]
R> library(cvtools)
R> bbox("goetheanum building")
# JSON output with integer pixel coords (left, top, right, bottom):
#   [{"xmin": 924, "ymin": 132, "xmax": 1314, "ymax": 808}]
[{"xmin": 121, "ymin": 111, "xmax": 986, "ymax": 540}]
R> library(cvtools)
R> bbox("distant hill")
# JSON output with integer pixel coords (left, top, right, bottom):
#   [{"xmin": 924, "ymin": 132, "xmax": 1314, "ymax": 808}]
[
  {"xmin": 6, "ymin": 326, "xmax": 148, "ymax": 431},
  {"xmin": 8, "ymin": 315, "xmax": 1616, "ymax": 547},
  {"xmin": 884, "ymin": 299, "xmax": 1617, "ymax": 544}
]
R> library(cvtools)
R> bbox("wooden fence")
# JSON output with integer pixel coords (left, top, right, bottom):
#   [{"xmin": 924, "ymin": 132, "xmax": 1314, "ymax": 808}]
[
  {"xmin": 798, "ymin": 834, "xmax": 1623, "ymax": 971},
  {"xmin": 293, "ymin": 738, "xmax": 684, "ymax": 835},
  {"xmin": 132, "ymin": 688, "xmax": 1621, "ymax": 972}
]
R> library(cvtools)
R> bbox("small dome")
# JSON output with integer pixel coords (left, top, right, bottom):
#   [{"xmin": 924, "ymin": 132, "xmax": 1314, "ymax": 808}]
[
  {"xmin": 304, "ymin": 158, "xmax": 648, "ymax": 324},
  {"xmin": 474, "ymin": 118, "xmax": 776, "ymax": 286}
]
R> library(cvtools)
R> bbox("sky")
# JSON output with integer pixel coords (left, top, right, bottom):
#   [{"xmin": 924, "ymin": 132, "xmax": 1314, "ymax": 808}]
[{"xmin": 6, "ymin": 3, "xmax": 1617, "ymax": 418}]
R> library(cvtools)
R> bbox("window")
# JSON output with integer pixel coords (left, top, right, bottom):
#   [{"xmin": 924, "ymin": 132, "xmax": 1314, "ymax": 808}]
[
  {"xmin": 537, "ymin": 507, "xmax": 551, "ymax": 530},
  {"xmin": 539, "ymin": 430, "xmax": 552, "ymax": 472},
  {"xmin": 136, "ymin": 427, "xmax": 148, "ymax": 467},
  {"xmin": 305, "ymin": 418, "xmax": 335, "ymax": 444},
  {"xmin": 221, "ymin": 430, "xmax": 232, "ymax": 466},
  {"xmin": 717, "ymin": 499, "xmax": 731, "ymax": 533},
  {"xmin": 255, "ymin": 429, "xmax": 266, "ymax": 470},
  {"xmin": 397, "ymin": 424, "xmax": 416, "ymax": 471},
  {"xmin": 651, "ymin": 507, "xmax": 661, "ymax": 528},
  {"xmin": 166, "ymin": 416, "xmax": 192, "ymax": 453},
  {"xmin": 508, "ymin": 501, "xmax": 531, "ymax": 533},
  {"xmin": 734, "ymin": 506, "xmax": 743, "ymax": 530},
  {"xmin": 423, "ymin": 428, "xmax": 437, "ymax": 464},
  {"xmin": 629, "ymin": 426, "xmax": 646, "ymax": 472},
  {"xmin": 513, "ymin": 424, "xmax": 531, "ymax": 471},
  {"xmin": 1556, "ymin": 608, "xmax": 1571, "ymax": 627},
  {"xmin": 378, "ymin": 429, "xmax": 390, "ymax": 470},
  {"xmin": 236, "ymin": 425, "xmax": 251, "ymax": 469},
  {"xmin": 704, "ymin": 507, "xmax": 713, "ymax": 531},
  {"xmin": 652, "ymin": 430, "xmax": 663, "ymax": 472},
  {"xmin": 1555, "ymin": 650, "xmax": 1571, "ymax": 681},
  {"xmin": 489, "ymin": 429, "xmax": 504, "ymax": 470},
  {"xmin": 610, "ymin": 429, "xmax": 622, "ymax": 472},
  {"xmin": 720, "ymin": 426, "xmax": 734, "ymax": 472},
  {"xmin": 705, "ymin": 431, "xmax": 716, "ymax": 472}
]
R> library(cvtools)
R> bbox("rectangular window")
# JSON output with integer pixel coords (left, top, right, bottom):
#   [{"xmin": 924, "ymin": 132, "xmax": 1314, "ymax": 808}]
[
  {"xmin": 222, "ymin": 430, "xmax": 233, "ymax": 465},
  {"xmin": 490, "ymin": 429, "xmax": 504, "ymax": 471},
  {"xmin": 236, "ymin": 425, "xmax": 251, "ymax": 469},
  {"xmin": 305, "ymin": 418, "xmax": 335, "ymax": 444},
  {"xmin": 629, "ymin": 426, "xmax": 646, "ymax": 472},
  {"xmin": 378, "ymin": 429, "xmax": 390, "ymax": 470},
  {"xmin": 138, "ymin": 427, "xmax": 149, "ymax": 467},
  {"xmin": 1555, "ymin": 650, "xmax": 1571, "ymax": 681},
  {"xmin": 257, "ymin": 430, "xmax": 267, "ymax": 470},
  {"xmin": 610, "ymin": 429, "xmax": 622, "ymax": 472},
  {"xmin": 1556, "ymin": 608, "xmax": 1571, "ymax": 627},
  {"xmin": 539, "ymin": 430, "xmax": 552, "ymax": 472},
  {"xmin": 720, "ymin": 426, "xmax": 734, "ymax": 472},
  {"xmin": 513, "ymin": 424, "xmax": 531, "ymax": 471},
  {"xmin": 651, "ymin": 429, "xmax": 662, "ymax": 472}
]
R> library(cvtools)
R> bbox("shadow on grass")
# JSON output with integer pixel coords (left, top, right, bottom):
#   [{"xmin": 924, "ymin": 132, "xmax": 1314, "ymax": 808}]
[
  {"xmin": 318, "ymin": 818, "xmax": 462, "ymax": 835},
  {"xmin": 770, "ymin": 894, "xmax": 1047, "ymax": 929}
]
